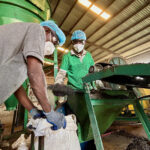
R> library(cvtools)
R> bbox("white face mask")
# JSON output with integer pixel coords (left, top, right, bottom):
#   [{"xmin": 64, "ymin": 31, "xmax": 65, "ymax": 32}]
[
  {"xmin": 44, "ymin": 41, "xmax": 55, "ymax": 56},
  {"xmin": 73, "ymin": 44, "xmax": 84, "ymax": 53}
]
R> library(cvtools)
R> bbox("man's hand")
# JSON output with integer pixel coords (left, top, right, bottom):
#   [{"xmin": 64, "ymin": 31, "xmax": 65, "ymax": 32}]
[
  {"xmin": 44, "ymin": 110, "xmax": 66, "ymax": 130},
  {"xmin": 48, "ymin": 83, "xmax": 74, "ymax": 96},
  {"xmin": 30, "ymin": 108, "xmax": 46, "ymax": 119}
]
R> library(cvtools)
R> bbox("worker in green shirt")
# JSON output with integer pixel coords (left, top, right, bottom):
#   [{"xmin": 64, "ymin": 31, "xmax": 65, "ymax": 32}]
[
  {"xmin": 54, "ymin": 30, "xmax": 95, "ymax": 150},
  {"xmin": 55, "ymin": 30, "xmax": 94, "ymax": 90}
]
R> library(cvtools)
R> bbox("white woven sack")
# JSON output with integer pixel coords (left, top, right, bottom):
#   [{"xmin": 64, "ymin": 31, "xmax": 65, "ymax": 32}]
[{"xmin": 32, "ymin": 114, "xmax": 81, "ymax": 150}]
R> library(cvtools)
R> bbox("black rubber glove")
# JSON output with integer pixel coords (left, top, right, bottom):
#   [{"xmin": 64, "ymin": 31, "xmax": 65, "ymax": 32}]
[{"xmin": 48, "ymin": 84, "xmax": 74, "ymax": 96}]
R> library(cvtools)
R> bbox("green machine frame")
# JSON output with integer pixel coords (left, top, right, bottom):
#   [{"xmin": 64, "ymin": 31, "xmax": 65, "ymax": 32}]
[{"xmin": 82, "ymin": 63, "xmax": 150, "ymax": 150}]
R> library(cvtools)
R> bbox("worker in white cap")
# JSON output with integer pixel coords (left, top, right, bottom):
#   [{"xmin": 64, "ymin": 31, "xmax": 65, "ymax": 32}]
[{"xmin": 55, "ymin": 30, "xmax": 94, "ymax": 90}]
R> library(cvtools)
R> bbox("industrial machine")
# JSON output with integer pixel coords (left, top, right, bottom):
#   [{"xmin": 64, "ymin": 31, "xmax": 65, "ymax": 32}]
[
  {"xmin": 67, "ymin": 63, "xmax": 150, "ymax": 150},
  {"xmin": 1, "ymin": 1, "xmax": 150, "ymax": 150},
  {"xmin": 108, "ymin": 56, "xmax": 150, "ymax": 117}
]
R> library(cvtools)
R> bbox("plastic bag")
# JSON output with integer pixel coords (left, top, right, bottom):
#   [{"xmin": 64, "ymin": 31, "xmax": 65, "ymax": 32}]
[
  {"xmin": 27, "ymin": 115, "xmax": 81, "ymax": 150},
  {"xmin": 12, "ymin": 134, "xmax": 29, "ymax": 150}
]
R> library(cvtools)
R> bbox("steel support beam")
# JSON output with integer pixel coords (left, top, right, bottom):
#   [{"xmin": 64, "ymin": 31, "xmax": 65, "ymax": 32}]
[
  {"xmin": 59, "ymin": 0, "xmax": 77, "ymax": 27},
  {"xmin": 51, "ymin": 0, "xmax": 60, "ymax": 17},
  {"xmin": 134, "ymin": 100, "xmax": 150, "ymax": 139},
  {"xmin": 84, "ymin": 84, "xmax": 104, "ymax": 150}
]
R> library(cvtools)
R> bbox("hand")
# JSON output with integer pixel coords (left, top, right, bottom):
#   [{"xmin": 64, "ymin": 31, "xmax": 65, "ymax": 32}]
[
  {"xmin": 48, "ymin": 83, "xmax": 74, "ymax": 96},
  {"xmin": 30, "ymin": 108, "xmax": 46, "ymax": 119},
  {"xmin": 54, "ymin": 97, "xmax": 67, "ymax": 111},
  {"xmin": 44, "ymin": 110, "xmax": 66, "ymax": 130}
]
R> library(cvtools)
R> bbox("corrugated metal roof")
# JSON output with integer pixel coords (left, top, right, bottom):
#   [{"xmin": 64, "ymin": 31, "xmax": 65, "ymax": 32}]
[{"xmin": 49, "ymin": 0, "xmax": 150, "ymax": 63}]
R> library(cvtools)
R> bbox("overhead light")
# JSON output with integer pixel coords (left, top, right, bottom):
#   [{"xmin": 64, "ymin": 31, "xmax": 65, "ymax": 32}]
[
  {"xmin": 44, "ymin": 61, "xmax": 53, "ymax": 65},
  {"xmin": 90, "ymin": 5, "xmax": 102, "ymax": 15},
  {"xmin": 78, "ymin": 0, "xmax": 91, "ymax": 8},
  {"xmin": 78, "ymin": 0, "xmax": 111, "ymax": 20},
  {"xmin": 57, "ymin": 46, "xmax": 65, "ymax": 51},
  {"xmin": 100, "ymin": 12, "xmax": 110, "ymax": 20},
  {"xmin": 57, "ymin": 46, "xmax": 69, "ymax": 53},
  {"xmin": 65, "ymin": 49, "xmax": 69, "ymax": 53}
]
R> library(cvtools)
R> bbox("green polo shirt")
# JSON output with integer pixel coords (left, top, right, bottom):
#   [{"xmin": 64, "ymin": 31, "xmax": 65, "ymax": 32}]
[{"xmin": 60, "ymin": 51, "xmax": 94, "ymax": 90}]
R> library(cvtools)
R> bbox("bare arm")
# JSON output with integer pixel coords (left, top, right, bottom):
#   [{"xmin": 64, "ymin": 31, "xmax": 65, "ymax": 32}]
[
  {"xmin": 15, "ymin": 86, "xmax": 34, "ymax": 111},
  {"xmin": 27, "ymin": 56, "xmax": 51, "ymax": 112}
]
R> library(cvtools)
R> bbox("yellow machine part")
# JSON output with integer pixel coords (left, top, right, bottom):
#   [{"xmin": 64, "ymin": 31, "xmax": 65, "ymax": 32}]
[{"xmin": 126, "ymin": 88, "xmax": 150, "ymax": 114}]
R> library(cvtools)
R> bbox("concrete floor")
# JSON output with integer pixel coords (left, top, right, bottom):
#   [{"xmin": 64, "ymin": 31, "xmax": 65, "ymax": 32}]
[
  {"xmin": 103, "ymin": 134, "xmax": 132, "ymax": 150},
  {"xmin": 0, "ymin": 104, "xmax": 150, "ymax": 150},
  {"xmin": 103, "ymin": 132, "xmax": 150, "ymax": 150}
]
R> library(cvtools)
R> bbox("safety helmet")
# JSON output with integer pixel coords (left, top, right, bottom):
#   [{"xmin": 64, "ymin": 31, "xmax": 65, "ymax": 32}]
[
  {"xmin": 71, "ymin": 30, "xmax": 86, "ymax": 41},
  {"xmin": 40, "ymin": 20, "xmax": 66, "ymax": 46}
]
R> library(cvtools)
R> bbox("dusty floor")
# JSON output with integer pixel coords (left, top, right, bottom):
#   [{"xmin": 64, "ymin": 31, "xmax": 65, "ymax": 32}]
[
  {"xmin": 0, "ymin": 105, "xmax": 14, "ymax": 136},
  {"xmin": 102, "ymin": 131, "xmax": 150, "ymax": 150},
  {"xmin": 103, "ymin": 133, "xmax": 132, "ymax": 150},
  {"xmin": 0, "ymin": 104, "xmax": 150, "ymax": 150}
]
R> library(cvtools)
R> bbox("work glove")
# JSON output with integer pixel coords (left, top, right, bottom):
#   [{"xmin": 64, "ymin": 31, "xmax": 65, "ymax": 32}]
[
  {"xmin": 48, "ymin": 83, "xmax": 74, "ymax": 97},
  {"xmin": 44, "ymin": 109, "xmax": 66, "ymax": 130},
  {"xmin": 30, "ymin": 108, "xmax": 46, "ymax": 119}
]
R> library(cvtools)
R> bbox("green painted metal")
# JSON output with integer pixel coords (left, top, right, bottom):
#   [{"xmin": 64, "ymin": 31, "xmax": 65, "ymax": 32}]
[
  {"xmin": 54, "ymin": 49, "xmax": 58, "ymax": 103},
  {"xmin": 84, "ymin": 84, "xmax": 104, "ymax": 150},
  {"xmin": 91, "ymin": 98, "xmax": 135, "ymax": 105},
  {"xmin": 116, "ymin": 117, "xmax": 139, "ymax": 121},
  {"xmin": 134, "ymin": 100, "xmax": 150, "ymax": 139},
  {"xmin": 4, "ymin": 95, "xmax": 18, "ymax": 110},
  {"xmin": 44, "ymin": 58, "xmax": 54, "ymax": 64},
  {"xmin": 83, "ymin": 64, "xmax": 150, "ymax": 84},
  {"xmin": 24, "ymin": 80, "xmax": 30, "ymax": 129},
  {"xmin": 1, "ymin": 0, "xmax": 51, "ymax": 110},
  {"xmin": 54, "ymin": 49, "xmax": 58, "ymax": 78},
  {"xmin": 24, "ymin": 109, "xmax": 28, "ymax": 129},
  {"xmin": 67, "ymin": 90, "xmax": 133, "ymax": 142},
  {"xmin": 0, "ymin": 0, "xmax": 50, "ymax": 25},
  {"xmin": 116, "ymin": 115, "xmax": 150, "ymax": 121},
  {"xmin": 67, "ymin": 63, "xmax": 150, "ymax": 148}
]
